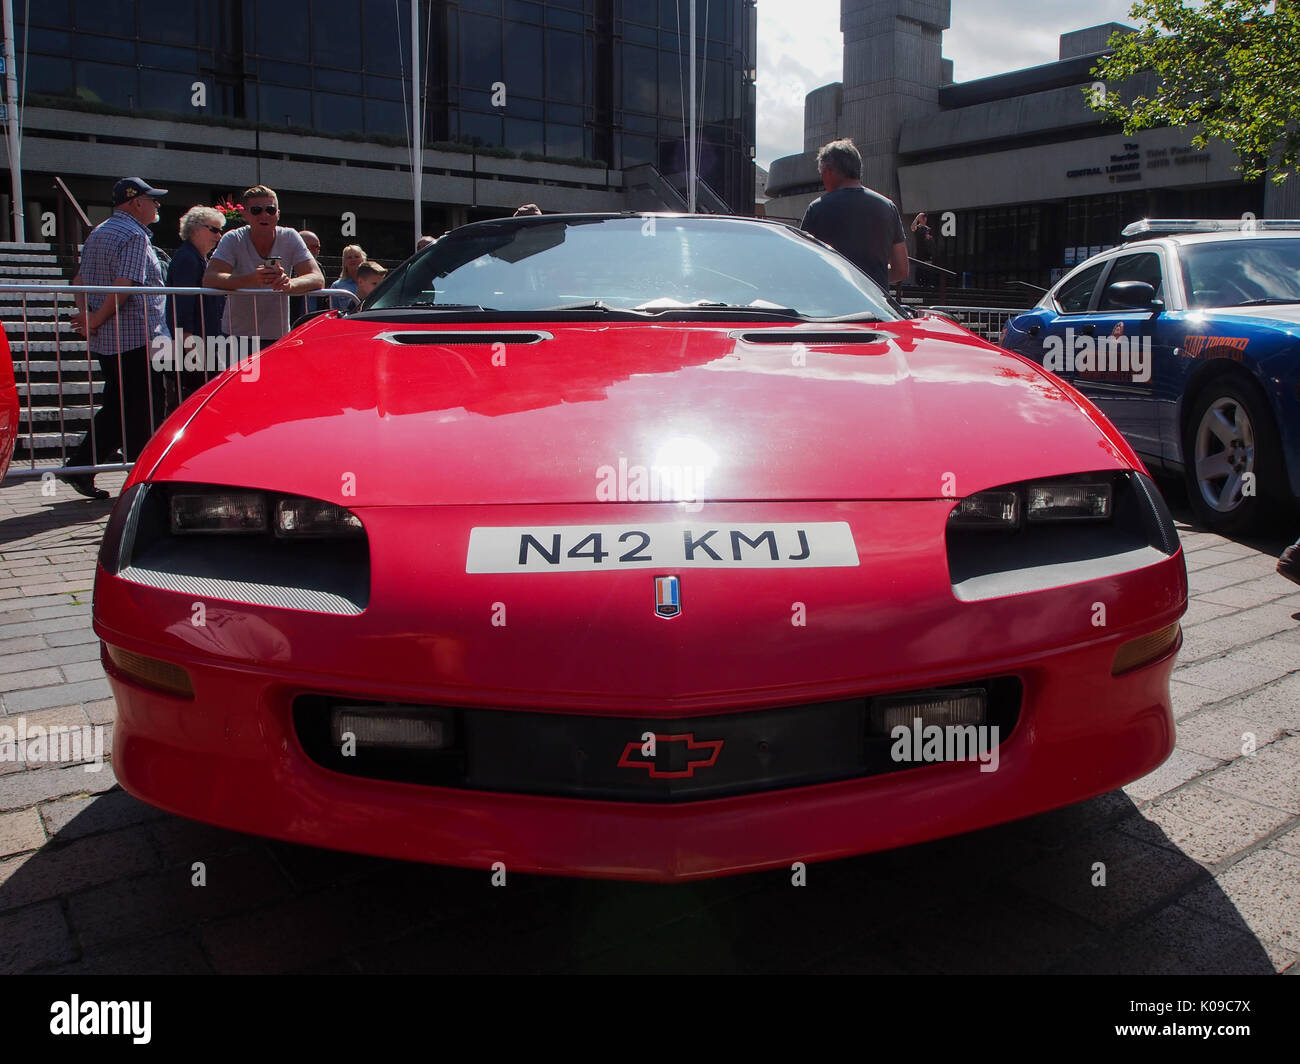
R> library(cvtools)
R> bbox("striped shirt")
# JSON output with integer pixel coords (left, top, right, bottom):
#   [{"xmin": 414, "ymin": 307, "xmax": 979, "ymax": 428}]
[{"xmin": 78, "ymin": 211, "xmax": 169, "ymax": 355}]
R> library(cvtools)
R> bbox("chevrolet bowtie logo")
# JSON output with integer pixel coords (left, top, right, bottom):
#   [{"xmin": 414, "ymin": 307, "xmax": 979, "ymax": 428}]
[{"xmin": 617, "ymin": 732, "xmax": 724, "ymax": 779}]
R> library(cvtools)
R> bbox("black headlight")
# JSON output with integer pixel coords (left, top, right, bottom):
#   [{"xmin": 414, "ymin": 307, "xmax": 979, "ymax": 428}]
[
  {"xmin": 101, "ymin": 483, "xmax": 370, "ymax": 614},
  {"xmin": 946, "ymin": 471, "xmax": 1181, "ymax": 601}
]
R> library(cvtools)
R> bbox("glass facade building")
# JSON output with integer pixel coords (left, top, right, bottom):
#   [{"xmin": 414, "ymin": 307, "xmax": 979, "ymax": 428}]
[{"xmin": 15, "ymin": 0, "xmax": 756, "ymax": 215}]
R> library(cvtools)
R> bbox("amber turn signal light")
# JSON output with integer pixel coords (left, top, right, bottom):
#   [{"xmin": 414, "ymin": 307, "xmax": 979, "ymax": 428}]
[
  {"xmin": 1111, "ymin": 623, "xmax": 1181, "ymax": 676},
  {"xmin": 105, "ymin": 643, "xmax": 195, "ymax": 697}
]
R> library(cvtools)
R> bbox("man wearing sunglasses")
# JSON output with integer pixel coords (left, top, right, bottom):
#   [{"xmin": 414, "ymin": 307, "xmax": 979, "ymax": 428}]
[{"xmin": 203, "ymin": 185, "xmax": 324, "ymax": 345}]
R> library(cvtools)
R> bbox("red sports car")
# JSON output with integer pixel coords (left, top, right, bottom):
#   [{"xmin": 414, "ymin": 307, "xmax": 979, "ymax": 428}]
[{"xmin": 93, "ymin": 214, "xmax": 1187, "ymax": 881}]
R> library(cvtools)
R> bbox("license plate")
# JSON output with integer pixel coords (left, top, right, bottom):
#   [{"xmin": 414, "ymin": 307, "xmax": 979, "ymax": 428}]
[{"xmin": 466, "ymin": 522, "xmax": 860, "ymax": 573}]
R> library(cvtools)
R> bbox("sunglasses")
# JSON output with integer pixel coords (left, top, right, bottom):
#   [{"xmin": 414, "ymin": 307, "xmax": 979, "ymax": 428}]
[
  {"xmin": 248, "ymin": 205, "xmax": 278, "ymax": 216},
  {"xmin": 204, "ymin": 225, "xmax": 223, "ymax": 235}
]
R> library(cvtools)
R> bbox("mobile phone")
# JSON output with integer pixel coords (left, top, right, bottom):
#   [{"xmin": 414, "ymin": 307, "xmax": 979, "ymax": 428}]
[{"xmin": 264, "ymin": 256, "xmax": 281, "ymax": 268}]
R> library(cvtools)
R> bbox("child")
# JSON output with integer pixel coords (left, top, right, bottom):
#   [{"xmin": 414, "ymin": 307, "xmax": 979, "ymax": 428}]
[{"xmin": 356, "ymin": 261, "xmax": 388, "ymax": 302}]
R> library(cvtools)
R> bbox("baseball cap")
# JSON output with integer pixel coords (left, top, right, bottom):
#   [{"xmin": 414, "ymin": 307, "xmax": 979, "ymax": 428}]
[{"xmin": 112, "ymin": 177, "xmax": 168, "ymax": 206}]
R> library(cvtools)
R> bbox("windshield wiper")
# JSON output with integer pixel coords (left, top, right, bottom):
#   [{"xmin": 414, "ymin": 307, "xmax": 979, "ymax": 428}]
[
  {"xmin": 405, "ymin": 302, "xmax": 492, "ymax": 311},
  {"xmin": 1230, "ymin": 298, "xmax": 1300, "ymax": 307},
  {"xmin": 539, "ymin": 301, "xmax": 652, "ymax": 315},
  {"xmin": 651, "ymin": 302, "xmax": 808, "ymax": 318},
  {"xmin": 825, "ymin": 310, "xmax": 887, "ymax": 322}
]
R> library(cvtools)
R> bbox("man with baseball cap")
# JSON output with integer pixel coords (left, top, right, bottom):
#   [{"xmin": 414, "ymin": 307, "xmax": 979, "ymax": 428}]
[{"xmin": 60, "ymin": 176, "xmax": 172, "ymax": 498}]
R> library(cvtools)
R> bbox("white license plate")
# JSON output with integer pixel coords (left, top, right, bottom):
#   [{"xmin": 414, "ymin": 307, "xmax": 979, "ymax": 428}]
[{"xmin": 466, "ymin": 522, "xmax": 860, "ymax": 573}]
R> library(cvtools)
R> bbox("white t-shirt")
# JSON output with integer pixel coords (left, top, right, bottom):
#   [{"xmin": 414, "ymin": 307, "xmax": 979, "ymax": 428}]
[{"xmin": 213, "ymin": 226, "xmax": 314, "ymax": 341}]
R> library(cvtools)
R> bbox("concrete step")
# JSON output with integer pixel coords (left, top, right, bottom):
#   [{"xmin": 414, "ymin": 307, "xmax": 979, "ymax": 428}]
[
  {"xmin": 17, "ymin": 405, "xmax": 94, "ymax": 422},
  {"xmin": 18, "ymin": 381, "xmax": 102, "ymax": 397},
  {"xmin": 0, "ymin": 276, "xmax": 71, "ymax": 286},
  {"xmin": 11, "ymin": 340, "xmax": 89, "ymax": 353},
  {"xmin": 0, "ymin": 251, "xmax": 58, "ymax": 263},
  {"xmin": 13, "ymin": 360, "xmax": 96, "ymax": 375},
  {"xmin": 0, "ymin": 305, "xmax": 67, "ymax": 319},
  {"xmin": 0, "ymin": 242, "xmax": 54, "ymax": 251},
  {"xmin": 3, "ymin": 320, "xmax": 78, "ymax": 335},
  {"xmin": 0, "ymin": 291, "xmax": 76, "ymax": 303}
]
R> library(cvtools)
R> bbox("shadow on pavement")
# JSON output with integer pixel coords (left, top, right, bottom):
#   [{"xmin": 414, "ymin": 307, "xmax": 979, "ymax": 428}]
[
  {"xmin": 0, "ymin": 494, "xmax": 117, "ymax": 544},
  {"xmin": 0, "ymin": 786, "xmax": 1277, "ymax": 974}
]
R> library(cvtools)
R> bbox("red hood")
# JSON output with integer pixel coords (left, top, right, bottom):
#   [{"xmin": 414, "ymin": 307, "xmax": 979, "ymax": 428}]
[{"xmin": 148, "ymin": 316, "xmax": 1136, "ymax": 505}]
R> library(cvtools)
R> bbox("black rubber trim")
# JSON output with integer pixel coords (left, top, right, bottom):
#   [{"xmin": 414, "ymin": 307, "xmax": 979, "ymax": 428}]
[{"xmin": 97, "ymin": 482, "xmax": 145, "ymax": 576}]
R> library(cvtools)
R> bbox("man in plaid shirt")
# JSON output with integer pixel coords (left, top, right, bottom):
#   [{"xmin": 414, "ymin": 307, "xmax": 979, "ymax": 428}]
[{"xmin": 60, "ymin": 178, "xmax": 172, "ymax": 498}]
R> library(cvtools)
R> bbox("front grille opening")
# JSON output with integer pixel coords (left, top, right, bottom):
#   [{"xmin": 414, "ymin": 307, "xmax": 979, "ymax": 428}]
[{"xmin": 293, "ymin": 677, "xmax": 1023, "ymax": 803}]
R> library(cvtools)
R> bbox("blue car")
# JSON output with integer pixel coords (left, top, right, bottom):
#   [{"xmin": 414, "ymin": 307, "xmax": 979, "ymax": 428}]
[{"xmin": 1001, "ymin": 219, "xmax": 1300, "ymax": 533}]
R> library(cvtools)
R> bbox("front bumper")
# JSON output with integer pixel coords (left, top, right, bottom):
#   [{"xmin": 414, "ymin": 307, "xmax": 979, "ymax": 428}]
[
  {"xmin": 99, "ymin": 626, "xmax": 1181, "ymax": 882},
  {"xmin": 95, "ymin": 498, "xmax": 1185, "ymax": 881}
]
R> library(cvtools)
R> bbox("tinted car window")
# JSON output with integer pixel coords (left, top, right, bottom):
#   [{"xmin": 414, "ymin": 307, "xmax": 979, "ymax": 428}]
[
  {"xmin": 369, "ymin": 217, "xmax": 902, "ymax": 320},
  {"xmin": 1055, "ymin": 262, "xmax": 1105, "ymax": 313},
  {"xmin": 1100, "ymin": 252, "xmax": 1164, "ymax": 308},
  {"xmin": 1180, "ymin": 237, "xmax": 1300, "ymax": 307}
]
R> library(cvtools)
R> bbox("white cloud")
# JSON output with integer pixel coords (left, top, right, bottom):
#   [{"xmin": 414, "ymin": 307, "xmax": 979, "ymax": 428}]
[{"xmin": 758, "ymin": 0, "xmax": 1141, "ymax": 169}]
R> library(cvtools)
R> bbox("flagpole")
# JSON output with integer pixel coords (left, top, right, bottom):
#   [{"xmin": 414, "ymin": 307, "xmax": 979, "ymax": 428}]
[
  {"xmin": 411, "ymin": 0, "xmax": 422, "ymax": 245},
  {"xmin": 688, "ymin": 0, "xmax": 696, "ymax": 214},
  {"xmin": 2, "ymin": 0, "xmax": 24, "ymax": 240}
]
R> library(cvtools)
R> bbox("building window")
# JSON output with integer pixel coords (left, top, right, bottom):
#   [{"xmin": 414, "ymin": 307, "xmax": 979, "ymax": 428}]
[
  {"xmin": 314, "ymin": 91, "xmax": 365, "ymax": 134},
  {"xmin": 546, "ymin": 29, "xmax": 584, "ymax": 103},
  {"xmin": 504, "ymin": 21, "xmax": 544, "ymax": 98},
  {"xmin": 311, "ymin": 0, "xmax": 362, "ymax": 70},
  {"xmin": 546, "ymin": 122, "xmax": 583, "ymax": 158},
  {"xmin": 77, "ymin": 61, "xmax": 136, "ymax": 109},
  {"xmin": 621, "ymin": 43, "xmax": 656, "ymax": 113},
  {"xmin": 139, "ymin": 0, "xmax": 197, "ymax": 45}
]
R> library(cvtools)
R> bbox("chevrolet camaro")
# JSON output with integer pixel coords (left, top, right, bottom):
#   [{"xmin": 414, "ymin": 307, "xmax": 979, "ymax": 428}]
[{"xmin": 93, "ymin": 213, "xmax": 1187, "ymax": 881}]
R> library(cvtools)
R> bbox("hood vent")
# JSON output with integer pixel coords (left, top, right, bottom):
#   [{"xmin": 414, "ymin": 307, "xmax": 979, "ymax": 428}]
[
  {"xmin": 376, "ymin": 330, "xmax": 553, "ymax": 346},
  {"xmin": 731, "ymin": 330, "xmax": 886, "ymax": 345}
]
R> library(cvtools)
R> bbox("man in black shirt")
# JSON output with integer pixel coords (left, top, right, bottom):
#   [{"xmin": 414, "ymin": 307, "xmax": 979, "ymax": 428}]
[{"xmin": 800, "ymin": 139, "xmax": 909, "ymax": 293}]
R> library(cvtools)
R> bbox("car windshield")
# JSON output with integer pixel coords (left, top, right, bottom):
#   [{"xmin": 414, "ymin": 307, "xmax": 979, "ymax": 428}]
[
  {"xmin": 1181, "ymin": 238, "xmax": 1300, "ymax": 308},
  {"xmin": 367, "ymin": 215, "xmax": 901, "ymax": 320}
]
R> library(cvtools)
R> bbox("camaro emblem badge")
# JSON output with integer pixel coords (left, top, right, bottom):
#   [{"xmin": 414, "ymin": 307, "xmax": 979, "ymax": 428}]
[
  {"xmin": 618, "ymin": 732, "xmax": 724, "ymax": 778},
  {"xmin": 654, "ymin": 575, "xmax": 680, "ymax": 618}
]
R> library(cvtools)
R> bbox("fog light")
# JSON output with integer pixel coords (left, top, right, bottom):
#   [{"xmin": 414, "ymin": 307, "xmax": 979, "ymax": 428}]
[
  {"xmin": 104, "ymin": 643, "xmax": 194, "ymax": 697},
  {"xmin": 1112, "ymin": 623, "xmax": 1180, "ymax": 675},
  {"xmin": 869, "ymin": 688, "xmax": 987, "ymax": 735},
  {"xmin": 330, "ymin": 707, "xmax": 453, "ymax": 750}
]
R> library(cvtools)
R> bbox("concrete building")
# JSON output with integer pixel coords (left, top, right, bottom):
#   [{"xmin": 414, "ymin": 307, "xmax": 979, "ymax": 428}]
[
  {"xmin": 1, "ymin": 1, "xmax": 758, "ymax": 264},
  {"xmin": 766, "ymin": 1, "xmax": 1294, "ymax": 289}
]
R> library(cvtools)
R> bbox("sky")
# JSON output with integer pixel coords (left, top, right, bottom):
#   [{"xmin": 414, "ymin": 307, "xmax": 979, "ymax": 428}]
[{"xmin": 756, "ymin": 0, "xmax": 1142, "ymax": 169}]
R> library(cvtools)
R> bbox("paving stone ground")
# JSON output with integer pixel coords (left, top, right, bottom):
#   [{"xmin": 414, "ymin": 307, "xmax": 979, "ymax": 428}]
[{"xmin": 0, "ymin": 470, "xmax": 1297, "ymax": 973}]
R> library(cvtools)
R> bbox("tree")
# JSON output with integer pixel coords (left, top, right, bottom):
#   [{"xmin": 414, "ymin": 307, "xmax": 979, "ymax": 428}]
[{"xmin": 1090, "ymin": 0, "xmax": 1300, "ymax": 184}]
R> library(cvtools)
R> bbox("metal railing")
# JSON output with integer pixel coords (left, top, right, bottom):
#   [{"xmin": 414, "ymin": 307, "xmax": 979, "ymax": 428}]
[
  {"xmin": 0, "ymin": 282, "xmax": 356, "ymax": 479},
  {"xmin": 924, "ymin": 305, "xmax": 1030, "ymax": 344}
]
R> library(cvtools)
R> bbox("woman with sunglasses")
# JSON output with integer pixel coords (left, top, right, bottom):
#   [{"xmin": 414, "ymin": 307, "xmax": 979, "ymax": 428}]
[
  {"xmin": 202, "ymin": 185, "xmax": 325, "ymax": 345},
  {"xmin": 164, "ymin": 206, "xmax": 228, "ymax": 406}
]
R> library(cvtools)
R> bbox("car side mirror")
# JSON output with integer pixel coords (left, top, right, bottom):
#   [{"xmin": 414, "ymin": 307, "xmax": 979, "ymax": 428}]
[{"xmin": 1105, "ymin": 280, "xmax": 1163, "ymax": 312}]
